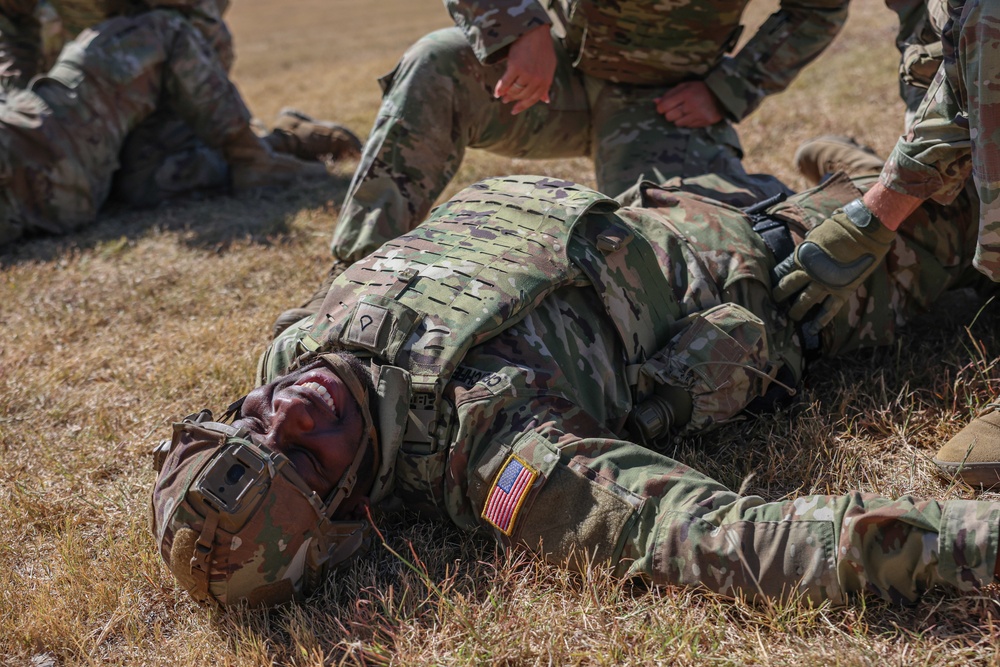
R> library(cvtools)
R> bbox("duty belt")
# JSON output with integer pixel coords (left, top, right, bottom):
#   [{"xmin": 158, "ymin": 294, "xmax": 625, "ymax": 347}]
[
  {"xmin": 743, "ymin": 192, "xmax": 795, "ymax": 265},
  {"xmin": 743, "ymin": 193, "xmax": 823, "ymax": 355}
]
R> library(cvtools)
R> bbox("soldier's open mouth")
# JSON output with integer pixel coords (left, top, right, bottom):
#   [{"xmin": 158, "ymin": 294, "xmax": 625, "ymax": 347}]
[{"xmin": 298, "ymin": 380, "xmax": 338, "ymax": 414}]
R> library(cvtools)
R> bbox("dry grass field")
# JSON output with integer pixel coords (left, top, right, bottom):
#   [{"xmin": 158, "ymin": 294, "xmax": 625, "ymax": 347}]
[{"xmin": 3, "ymin": 0, "xmax": 1000, "ymax": 664}]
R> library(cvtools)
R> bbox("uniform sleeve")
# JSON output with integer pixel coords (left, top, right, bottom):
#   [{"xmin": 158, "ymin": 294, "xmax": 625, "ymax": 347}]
[
  {"xmin": 960, "ymin": 0, "xmax": 1000, "ymax": 281},
  {"xmin": 701, "ymin": 0, "xmax": 849, "ymax": 121},
  {"xmin": 0, "ymin": 0, "xmax": 41, "ymax": 90},
  {"xmin": 880, "ymin": 64, "xmax": 971, "ymax": 204},
  {"xmin": 146, "ymin": 0, "xmax": 234, "ymax": 71},
  {"xmin": 479, "ymin": 422, "xmax": 1000, "ymax": 604},
  {"xmin": 879, "ymin": 0, "xmax": 1000, "ymax": 280},
  {"xmin": 443, "ymin": 0, "xmax": 552, "ymax": 64}
]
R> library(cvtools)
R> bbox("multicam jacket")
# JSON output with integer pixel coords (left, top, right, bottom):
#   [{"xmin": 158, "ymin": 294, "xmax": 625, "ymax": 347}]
[
  {"xmin": 445, "ymin": 0, "xmax": 849, "ymax": 120},
  {"xmin": 881, "ymin": 0, "xmax": 1000, "ymax": 279},
  {"xmin": 260, "ymin": 174, "xmax": 998, "ymax": 604},
  {"xmin": 887, "ymin": 0, "xmax": 949, "ymax": 123},
  {"xmin": 0, "ymin": 0, "xmax": 232, "ymax": 89}
]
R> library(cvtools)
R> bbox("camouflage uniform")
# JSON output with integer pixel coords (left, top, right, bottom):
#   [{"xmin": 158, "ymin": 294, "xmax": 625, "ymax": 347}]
[
  {"xmin": 260, "ymin": 173, "xmax": 997, "ymax": 604},
  {"xmin": 0, "ymin": 0, "xmax": 234, "ymax": 208},
  {"xmin": 331, "ymin": 0, "xmax": 848, "ymax": 263},
  {"xmin": 0, "ymin": 8, "xmax": 252, "ymax": 244},
  {"xmin": 0, "ymin": 0, "xmax": 233, "ymax": 87},
  {"xmin": 887, "ymin": 0, "xmax": 949, "ymax": 128},
  {"xmin": 880, "ymin": 0, "xmax": 1000, "ymax": 279}
]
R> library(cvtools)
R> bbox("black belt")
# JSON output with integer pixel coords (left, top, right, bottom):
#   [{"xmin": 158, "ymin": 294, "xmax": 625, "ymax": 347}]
[
  {"xmin": 742, "ymin": 194, "xmax": 822, "ymax": 356},
  {"xmin": 743, "ymin": 192, "xmax": 795, "ymax": 264},
  {"xmin": 751, "ymin": 215, "xmax": 796, "ymax": 264}
]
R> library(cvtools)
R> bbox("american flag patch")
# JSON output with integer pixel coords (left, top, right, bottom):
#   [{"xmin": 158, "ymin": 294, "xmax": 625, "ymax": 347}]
[{"xmin": 482, "ymin": 454, "xmax": 537, "ymax": 536}]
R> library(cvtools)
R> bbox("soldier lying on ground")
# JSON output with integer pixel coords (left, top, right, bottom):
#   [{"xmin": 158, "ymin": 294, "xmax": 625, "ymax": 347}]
[
  {"xmin": 0, "ymin": 0, "xmax": 362, "ymax": 211},
  {"xmin": 152, "ymin": 140, "xmax": 999, "ymax": 608},
  {"xmin": 0, "ymin": 6, "xmax": 359, "ymax": 245}
]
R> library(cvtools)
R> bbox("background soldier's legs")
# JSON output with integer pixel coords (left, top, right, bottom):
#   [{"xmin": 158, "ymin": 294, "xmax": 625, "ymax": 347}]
[
  {"xmin": 331, "ymin": 27, "xmax": 592, "ymax": 262},
  {"xmin": 112, "ymin": 113, "xmax": 229, "ymax": 208},
  {"xmin": 589, "ymin": 81, "xmax": 753, "ymax": 198}
]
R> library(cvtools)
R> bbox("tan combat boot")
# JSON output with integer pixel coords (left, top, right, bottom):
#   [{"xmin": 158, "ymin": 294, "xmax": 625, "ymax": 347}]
[
  {"xmin": 270, "ymin": 261, "xmax": 348, "ymax": 339},
  {"xmin": 264, "ymin": 108, "xmax": 362, "ymax": 162},
  {"xmin": 224, "ymin": 126, "xmax": 329, "ymax": 192},
  {"xmin": 933, "ymin": 405, "xmax": 1000, "ymax": 487},
  {"xmin": 794, "ymin": 135, "xmax": 885, "ymax": 186}
]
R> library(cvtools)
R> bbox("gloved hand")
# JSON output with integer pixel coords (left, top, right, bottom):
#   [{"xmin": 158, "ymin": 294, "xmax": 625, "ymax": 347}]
[{"xmin": 772, "ymin": 198, "xmax": 895, "ymax": 333}]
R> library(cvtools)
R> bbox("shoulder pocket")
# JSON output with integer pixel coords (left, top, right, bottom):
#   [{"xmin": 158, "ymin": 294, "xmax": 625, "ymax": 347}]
[{"xmin": 480, "ymin": 430, "xmax": 642, "ymax": 571}]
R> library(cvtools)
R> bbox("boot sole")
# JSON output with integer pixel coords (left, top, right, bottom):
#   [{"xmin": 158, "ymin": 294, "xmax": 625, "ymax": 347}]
[{"xmin": 933, "ymin": 458, "xmax": 1000, "ymax": 488}]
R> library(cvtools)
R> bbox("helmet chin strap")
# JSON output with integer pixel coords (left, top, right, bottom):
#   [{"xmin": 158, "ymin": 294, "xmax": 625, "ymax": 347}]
[{"xmin": 316, "ymin": 353, "xmax": 380, "ymax": 520}]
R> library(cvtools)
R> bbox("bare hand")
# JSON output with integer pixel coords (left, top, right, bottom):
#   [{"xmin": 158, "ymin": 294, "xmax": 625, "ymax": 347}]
[
  {"xmin": 655, "ymin": 81, "xmax": 725, "ymax": 128},
  {"xmin": 494, "ymin": 24, "xmax": 555, "ymax": 115}
]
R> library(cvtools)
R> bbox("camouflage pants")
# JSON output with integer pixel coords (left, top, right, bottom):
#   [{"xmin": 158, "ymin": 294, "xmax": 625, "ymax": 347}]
[
  {"xmin": 0, "ymin": 9, "xmax": 249, "ymax": 245},
  {"xmin": 331, "ymin": 27, "xmax": 786, "ymax": 262},
  {"xmin": 111, "ymin": 111, "xmax": 229, "ymax": 208}
]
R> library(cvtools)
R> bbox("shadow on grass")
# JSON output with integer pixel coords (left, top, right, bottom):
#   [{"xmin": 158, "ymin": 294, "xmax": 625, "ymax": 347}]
[{"xmin": 0, "ymin": 173, "xmax": 351, "ymax": 267}]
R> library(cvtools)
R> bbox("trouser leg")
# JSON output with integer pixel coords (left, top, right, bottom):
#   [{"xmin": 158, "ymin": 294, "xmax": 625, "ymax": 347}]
[
  {"xmin": 0, "ymin": 85, "xmax": 99, "ymax": 241},
  {"xmin": 331, "ymin": 27, "xmax": 591, "ymax": 262},
  {"xmin": 111, "ymin": 112, "xmax": 229, "ymax": 207},
  {"xmin": 590, "ymin": 79, "xmax": 780, "ymax": 199},
  {"xmin": 962, "ymin": 0, "xmax": 1000, "ymax": 277},
  {"xmin": 0, "ymin": 10, "xmax": 257, "ymax": 243}
]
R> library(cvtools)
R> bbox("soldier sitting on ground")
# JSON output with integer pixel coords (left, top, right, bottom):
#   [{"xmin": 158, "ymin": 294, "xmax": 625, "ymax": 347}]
[
  {"xmin": 151, "ymin": 139, "xmax": 999, "ymax": 609},
  {"xmin": 0, "ymin": 4, "xmax": 360, "ymax": 245}
]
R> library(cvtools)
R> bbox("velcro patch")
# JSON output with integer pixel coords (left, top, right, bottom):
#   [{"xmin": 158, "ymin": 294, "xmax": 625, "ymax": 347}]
[
  {"xmin": 344, "ymin": 302, "xmax": 390, "ymax": 349},
  {"xmin": 482, "ymin": 454, "xmax": 537, "ymax": 536}
]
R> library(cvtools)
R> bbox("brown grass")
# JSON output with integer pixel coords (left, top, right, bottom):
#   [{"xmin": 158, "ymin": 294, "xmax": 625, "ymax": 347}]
[{"xmin": 3, "ymin": 0, "xmax": 1000, "ymax": 664}]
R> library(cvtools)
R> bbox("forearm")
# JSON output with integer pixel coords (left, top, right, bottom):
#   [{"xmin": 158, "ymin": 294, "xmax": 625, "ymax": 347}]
[
  {"xmin": 625, "ymin": 484, "xmax": 1000, "ymax": 604},
  {"xmin": 444, "ymin": 0, "xmax": 551, "ymax": 64},
  {"xmin": 862, "ymin": 181, "xmax": 923, "ymax": 231},
  {"xmin": 702, "ymin": 0, "xmax": 848, "ymax": 120}
]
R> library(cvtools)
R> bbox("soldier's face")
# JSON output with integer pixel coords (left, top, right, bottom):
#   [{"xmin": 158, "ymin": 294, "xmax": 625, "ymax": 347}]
[{"xmin": 233, "ymin": 360, "xmax": 366, "ymax": 498}]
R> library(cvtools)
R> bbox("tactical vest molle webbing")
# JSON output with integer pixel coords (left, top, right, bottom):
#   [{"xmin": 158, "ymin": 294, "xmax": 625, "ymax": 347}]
[
  {"xmin": 304, "ymin": 176, "xmax": 680, "ymax": 446},
  {"xmin": 559, "ymin": 0, "xmax": 746, "ymax": 85}
]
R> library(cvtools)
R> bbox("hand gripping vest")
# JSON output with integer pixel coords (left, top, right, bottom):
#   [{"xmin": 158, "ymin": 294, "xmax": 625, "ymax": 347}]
[{"xmin": 292, "ymin": 176, "xmax": 682, "ymax": 459}]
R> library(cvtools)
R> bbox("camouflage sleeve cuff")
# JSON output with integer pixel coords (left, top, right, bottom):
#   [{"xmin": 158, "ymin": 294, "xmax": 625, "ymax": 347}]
[
  {"xmin": 447, "ymin": 0, "xmax": 552, "ymax": 64},
  {"xmin": 702, "ymin": 58, "xmax": 756, "ymax": 121},
  {"xmin": 880, "ymin": 143, "xmax": 965, "ymax": 204},
  {"xmin": 937, "ymin": 500, "xmax": 1000, "ymax": 591}
]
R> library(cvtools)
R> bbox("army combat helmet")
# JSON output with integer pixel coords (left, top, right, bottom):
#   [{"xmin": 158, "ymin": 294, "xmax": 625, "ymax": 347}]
[{"xmin": 150, "ymin": 354, "xmax": 379, "ymax": 607}]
